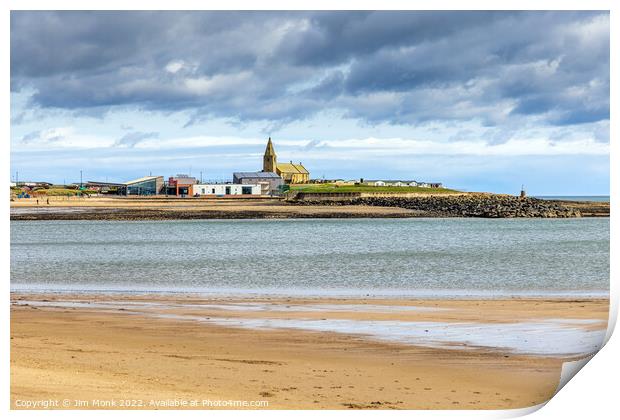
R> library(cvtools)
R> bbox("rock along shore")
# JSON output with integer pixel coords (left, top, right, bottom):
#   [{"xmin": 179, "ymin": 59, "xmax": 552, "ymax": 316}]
[
  {"xmin": 291, "ymin": 194, "xmax": 583, "ymax": 218},
  {"xmin": 10, "ymin": 194, "xmax": 606, "ymax": 220}
]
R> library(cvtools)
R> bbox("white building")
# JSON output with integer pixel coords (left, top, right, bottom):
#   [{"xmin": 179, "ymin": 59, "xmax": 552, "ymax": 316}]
[
  {"xmin": 373, "ymin": 181, "xmax": 386, "ymax": 186},
  {"xmin": 193, "ymin": 184, "xmax": 261, "ymax": 196}
]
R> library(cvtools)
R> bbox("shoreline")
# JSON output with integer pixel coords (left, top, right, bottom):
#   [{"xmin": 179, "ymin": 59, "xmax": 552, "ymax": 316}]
[
  {"xmin": 9, "ymin": 286, "xmax": 610, "ymax": 300},
  {"xmin": 10, "ymin": 202, "xmax": 422, "ymax": 221},
  {"xmin": 10, "ymin": 195, "xmax": 609, "ymax": 220},
  {"xmin": 11, "ymin": 292, "xmax": 609, "ymax": 409}
]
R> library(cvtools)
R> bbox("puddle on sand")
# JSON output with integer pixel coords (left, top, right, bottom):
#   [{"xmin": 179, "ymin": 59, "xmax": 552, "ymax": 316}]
[
  {"xmin": 12, "ymin": 299, "xmax": 606, "ymax": 357},
  {"xmin": 191, "ymin": 316, "xmax": 605, "ymax": 357}
]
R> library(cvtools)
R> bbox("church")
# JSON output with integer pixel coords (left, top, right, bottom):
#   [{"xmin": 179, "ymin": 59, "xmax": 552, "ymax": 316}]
[{"xmin": 262, "ymin": 137, "xmax": 310, "ymax": 184}]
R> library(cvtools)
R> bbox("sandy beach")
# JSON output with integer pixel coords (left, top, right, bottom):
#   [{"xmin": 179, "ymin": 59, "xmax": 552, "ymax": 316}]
[
  {"xmin": 10, "ymin": 196, "xmax": 422, "ymax": 220},
  {"xmin": 10, "ymin": 195, "xmax": 609, "ymax": 220},
  {"xmin": 10, "ymin": 293, "xmax": 609, "ymax": 410}
]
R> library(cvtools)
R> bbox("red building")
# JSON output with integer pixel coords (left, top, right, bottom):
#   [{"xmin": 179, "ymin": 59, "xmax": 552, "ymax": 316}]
[{"xmin": 167, "ymin": 175, "xmax": 197, "ymax": 197}]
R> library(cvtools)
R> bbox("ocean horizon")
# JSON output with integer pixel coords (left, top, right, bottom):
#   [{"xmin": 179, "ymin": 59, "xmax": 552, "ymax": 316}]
[{"xmin": 535, "ymin": 195, "xmax": 610, "ymax": 202}]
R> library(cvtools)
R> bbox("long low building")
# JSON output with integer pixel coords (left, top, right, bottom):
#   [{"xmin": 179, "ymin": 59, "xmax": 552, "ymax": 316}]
[
  {"xmin": 233, "ymin": 171, "xmax": 283, "ymax": 195},
  {"xmin": 193, "ymin": 183, "xmax": 261, "ymax": 197},
  {"xmin": 125, "ymin": 176, "xmax": 164, "ymax": 195},
  {"xmin": 86, "ymin": 176, "xmax": 164, "ymax": 195}
]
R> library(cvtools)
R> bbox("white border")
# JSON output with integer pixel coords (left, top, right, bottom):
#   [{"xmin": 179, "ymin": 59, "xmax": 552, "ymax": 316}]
[{"xmin": 2, "ymin": 2, "xmax": 616, "ymax": 419}]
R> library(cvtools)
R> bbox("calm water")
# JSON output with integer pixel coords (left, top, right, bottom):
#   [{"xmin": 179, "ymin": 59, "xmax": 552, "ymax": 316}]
[
  {"xmin": 535, "ymin": 195, "xmax": 610, "ymax": 202},
  {"xmin": 10, "ymin": 218, "xmax": 609, "ymax": 297}
]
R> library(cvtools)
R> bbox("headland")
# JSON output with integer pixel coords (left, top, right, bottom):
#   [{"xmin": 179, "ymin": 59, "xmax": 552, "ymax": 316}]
[{"xmin": 10, "ymin": 193, "xmax": 608, "ymax": 221}]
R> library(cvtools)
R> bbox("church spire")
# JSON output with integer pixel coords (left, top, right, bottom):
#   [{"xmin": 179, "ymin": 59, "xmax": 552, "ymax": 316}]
[{"xmin": 263, "ymin": 137, "xmax": 277, "ymax": 172}]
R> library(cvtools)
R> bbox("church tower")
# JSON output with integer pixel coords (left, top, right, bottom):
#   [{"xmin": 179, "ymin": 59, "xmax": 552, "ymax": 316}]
[{"xmin": 263, "ymin": 137, "xmax": 277, "ymax": 173}]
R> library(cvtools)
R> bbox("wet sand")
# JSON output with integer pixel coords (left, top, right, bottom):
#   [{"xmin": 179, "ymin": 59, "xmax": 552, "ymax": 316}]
[
  {"xmin": 10, "ymin": 197, "xmax": 421, "ymax": 220},
  {"xmin": 10, "ymin": 195, "xmax": 608, "ymax": 220},
  {"xmin": 10, "ymin": 294, "xmax": 609, "ymax": 409}
]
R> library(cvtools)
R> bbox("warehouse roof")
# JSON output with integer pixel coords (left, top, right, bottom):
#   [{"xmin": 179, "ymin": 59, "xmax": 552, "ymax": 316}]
[
  {"xmin": 86, "ymin": 181, "xmax": 125, "ymax": 187},
  {"xmin": 124, "ymin": 176, "xmax": 162, "ymax": 185},
  {"xmin": 233, "ymin": 171, "xmax": 281, "ymax": 179}
]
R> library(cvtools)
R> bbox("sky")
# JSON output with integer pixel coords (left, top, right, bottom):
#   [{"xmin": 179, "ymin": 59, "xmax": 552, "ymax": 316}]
[{"xmin": 10, "ymin": 11, "xmax": 610, "ymax": 194}]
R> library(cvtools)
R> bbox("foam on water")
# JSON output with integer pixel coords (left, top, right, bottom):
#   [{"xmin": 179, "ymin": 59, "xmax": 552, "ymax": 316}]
[{"xmin": 9, "ymin": 285, "xmax": 610, "ymax": 299}]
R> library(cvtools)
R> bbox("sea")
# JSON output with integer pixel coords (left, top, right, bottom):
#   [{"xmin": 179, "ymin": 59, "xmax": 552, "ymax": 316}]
[
  {"xmin": 10, "ymin": 218, "xmax": 609, "ymax": 298},
  {"xmin": 535, "ymin": 195, "xmax": 610, "ymax": 202}
]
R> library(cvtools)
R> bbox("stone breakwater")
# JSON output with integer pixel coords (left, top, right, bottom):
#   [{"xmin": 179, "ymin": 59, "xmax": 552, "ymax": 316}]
[{"xmin": 292, "ymin": 195, "xmax": 582, "ymax": 218}]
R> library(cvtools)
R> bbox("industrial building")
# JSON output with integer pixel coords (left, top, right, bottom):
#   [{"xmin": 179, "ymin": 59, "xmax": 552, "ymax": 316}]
[
  {"xmin": 125, "ymin": 176, "xmax": 164, "ymax": 195},
  {"xmin": 85, "ymin": 181, "xmax": 125, "ymax": 194},
  {"xmin": 193, "ymin": 183, "xmax": 261, "ymax": 196},
  {"xmin": 167, "ymin": 175, "xmax": 197, "ymax": 196},
  {"xmin": 233, "ymin": 172, "xmax": 283, "ymax": 195},
  {"xmin": 86, "ymin": 176, "xmax": 164, "ymax": 195},
  {"xmin": 232, "ymin": 137, "xmax": 310, "ymax": 191}
]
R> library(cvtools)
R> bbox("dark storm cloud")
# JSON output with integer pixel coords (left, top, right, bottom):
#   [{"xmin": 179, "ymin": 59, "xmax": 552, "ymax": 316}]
[{"xmin": 11, "ymin": 11, "xmax": 609, "ymax": 130}]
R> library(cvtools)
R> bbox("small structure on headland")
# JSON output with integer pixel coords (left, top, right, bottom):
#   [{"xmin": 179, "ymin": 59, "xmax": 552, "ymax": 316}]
[
  {"xmin": 364, "ymin": 180, "xmax": 443, "ymax": 188},
  {"xmin": 520, "ymin": 185, "xmax": 527, "ymax": 199}
]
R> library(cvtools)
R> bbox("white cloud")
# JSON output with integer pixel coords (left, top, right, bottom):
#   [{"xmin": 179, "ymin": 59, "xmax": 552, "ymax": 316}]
[
  {"xmin": 297, "ymin": 137, "xmax": 609, "ymax": 158},
  {"xmin": 14, "ymin": 127, "xmax": 113, "ymax": 151},
  {"xmin": 12, "ymin": 127, "xmax": 610, "ymax": 158},
  {"xmin": 183, "ymin": 71, "xmax": 253, "ymax": 96},
  {"xmin": 165, "ymin": 60, "xmax": 186, "ymax": 74}
]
